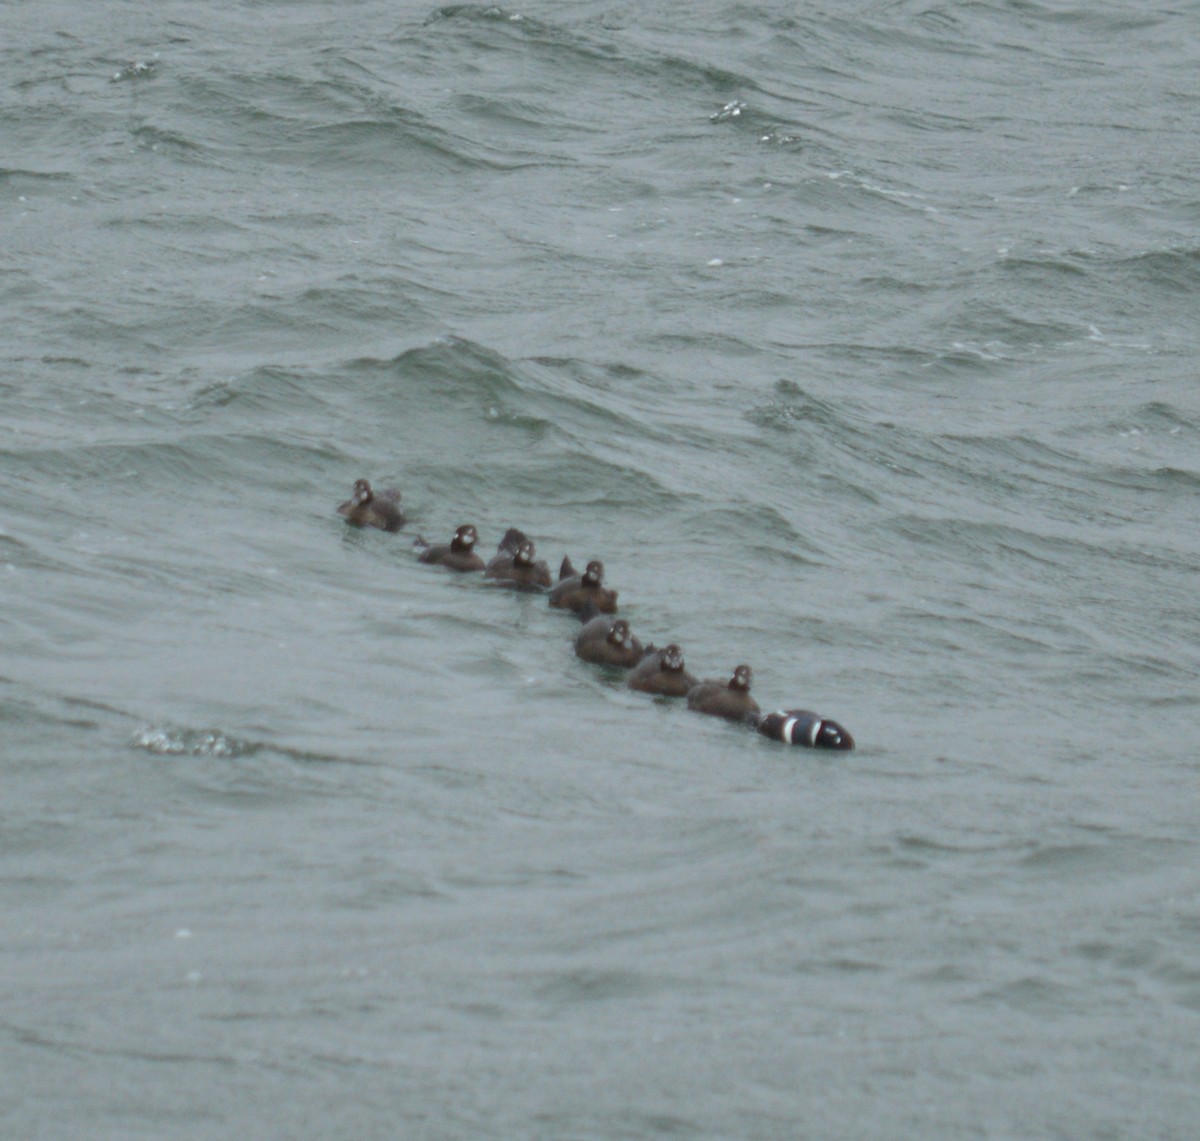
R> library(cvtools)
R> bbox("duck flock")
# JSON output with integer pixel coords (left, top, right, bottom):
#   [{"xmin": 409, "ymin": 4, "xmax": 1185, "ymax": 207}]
[{"xmin": 339, "ymin": 478, "xmax": 855, "ymax": 751}]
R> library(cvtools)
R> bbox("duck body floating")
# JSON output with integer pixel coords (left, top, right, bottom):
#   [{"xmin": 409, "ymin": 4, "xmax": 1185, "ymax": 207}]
[
  {"xmin": 338, "ymin": 478, "xmax": 405, "ymax": 532},
  {"xmin": 757, "ymin": 710, "xmax": 855, "ymax": 750}
]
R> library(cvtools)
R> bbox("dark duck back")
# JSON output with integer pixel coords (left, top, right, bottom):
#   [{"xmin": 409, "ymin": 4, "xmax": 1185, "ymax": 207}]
[
  {"xmin": 757, "ymin": 710, "xmax": 855, "ymax": 750},
  {"xmin": 687, "ymin": 664, "xmax": 760, "ymax": 722},
  {"xmin": 416, "ymin": 524, "xmax": 484, "ymax": 571},
  {"xmin": 627, "ymin": 644, "xmax": 698, "ymax": 696},
  {"xmin": 548, "ymin": 558, "xmax": 618, "ymax": 614},
  {"xmin": 485, "ymin": 529, "xmax": 552, "ymax": 590},
  {"xmin": 574, "ymin": 615, "xmax": 644, "ymax": 668},
  {"xmin": 337, "ymin": 478, "xmax": 405, "ymax": 532}
]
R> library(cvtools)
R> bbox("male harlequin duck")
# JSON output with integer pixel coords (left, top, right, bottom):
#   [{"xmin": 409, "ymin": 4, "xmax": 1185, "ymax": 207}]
[
  {"xmin": 484, "ymin": 528, "xmax": 552, "ymax": 590},
  {"xmin": 337, "ymin": 478, "xmax": 405, "ymax": 532},
  {"xmin": 415, "ymin": 524, "xmax": 484, "ymax": 571},
  {"xmin": 626, "ymin": 644, "xmax": 698, "ymax": 697},
  {"xmin": 548, "ymin": 557, "xmax": 618, "ymax": 614},
  {"xmin": 573, "ymin": 614, "xmax": 644, "ymax": 668},
  {"xmin": 686, "ymin": 664, "xmax": 760, "ymax": 723},
  {"xmin": 757, "ymin": 710, "xmax": 855, "ymax": 750}
]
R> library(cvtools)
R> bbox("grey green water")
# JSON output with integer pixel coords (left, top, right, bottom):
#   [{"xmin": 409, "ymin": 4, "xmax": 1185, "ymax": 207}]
[{"xmin": 3, "ymin": 2, "xmax": 1198, "ymax": 1137}]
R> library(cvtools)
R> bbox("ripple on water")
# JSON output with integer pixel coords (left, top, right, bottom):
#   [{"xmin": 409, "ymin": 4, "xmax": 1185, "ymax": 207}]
[{"xmin": 131, "ymin": 725, "xmax": 256, "ymax": 759}]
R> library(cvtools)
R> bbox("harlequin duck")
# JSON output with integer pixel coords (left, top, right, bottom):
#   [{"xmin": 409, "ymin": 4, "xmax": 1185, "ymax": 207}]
[
  {"xmin": 415, "ymin": 524, "xmax": 484, "ymax": 571},
  {"xmin": 548, "ymin": 557, "xmax": 618, "ymax": 614},
  {"xmin": 337, "ymin": 478, "xmax": 405, "ymax": 532},
  {"xmin": 757, "ymin": 710, "xmax": 855, "ymax": 750},
  {"xmin": 626, "ymin": 644, "xmax": 698, "ymax": 697},
  {"xmin": 574, "ymin": 614, "xmax": 644, "ymax": 668},
  {"xmin": 484, "ymin": 528, "xmax": 552, "ymax": 590},
  {"xmin": 686, "ymin": 664, "xmax": 760, "ymax": 723}
]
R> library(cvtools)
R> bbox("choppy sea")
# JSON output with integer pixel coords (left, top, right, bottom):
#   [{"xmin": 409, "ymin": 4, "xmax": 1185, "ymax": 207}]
[{"xmin": 3, "ymin": 2, "xmax": 1198, "ymax": 1137}]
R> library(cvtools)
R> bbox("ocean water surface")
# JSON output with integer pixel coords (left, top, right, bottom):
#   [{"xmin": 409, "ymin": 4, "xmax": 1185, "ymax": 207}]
[{"xmin": 3, "ymin": 1, "xmax": 1198, "ymax": 1137}]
